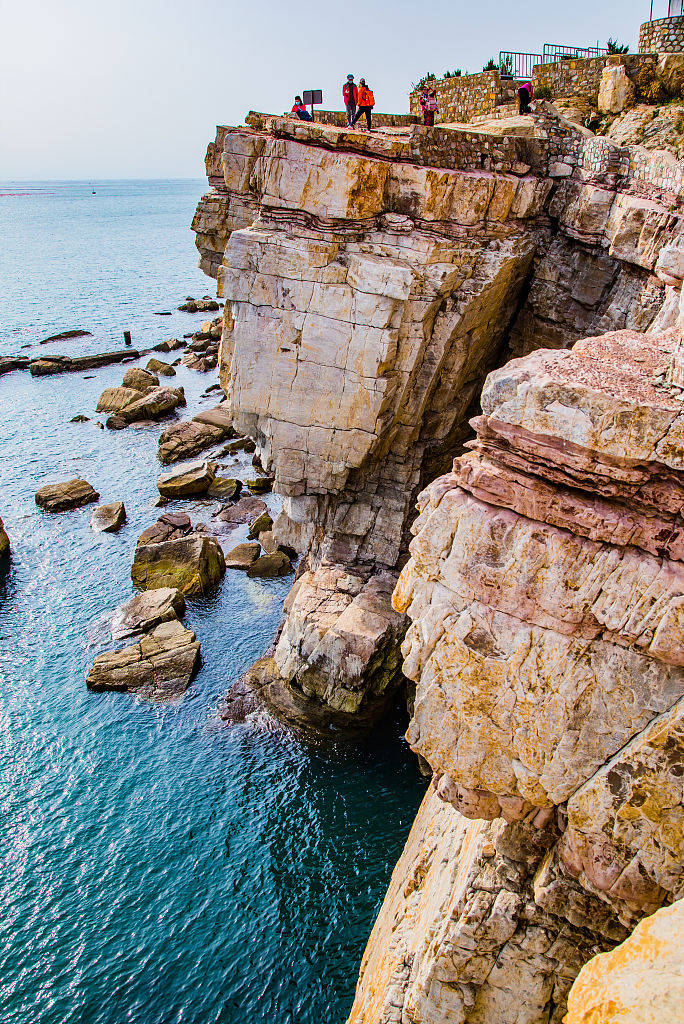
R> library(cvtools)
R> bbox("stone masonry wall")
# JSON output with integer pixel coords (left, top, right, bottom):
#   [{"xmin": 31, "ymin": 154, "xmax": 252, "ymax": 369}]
[
  {"xmin": 410, "ymin": 70, "xmax": 517, "ymax": 125},
  {"xmin": 640, "ymin": 15, "xmax": 684, "ymax": 53},
  {"xmin": 246, "ymin": 110, "xmax": 420, "ymax": 130},
  {"xmin": 533, "ymin": 54, "xmax": 659, "ymax": 102}
]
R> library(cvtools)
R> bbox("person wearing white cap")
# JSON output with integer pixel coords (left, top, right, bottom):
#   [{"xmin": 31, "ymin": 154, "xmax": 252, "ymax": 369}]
[{"xmin": 343, "ymin": 74, "xmax": 358, "ymax": 127}]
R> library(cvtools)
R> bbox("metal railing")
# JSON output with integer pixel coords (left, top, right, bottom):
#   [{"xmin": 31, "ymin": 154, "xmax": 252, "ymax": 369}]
[
  {"xmin": 499, "ymin": 51, "xmax": 542, "ymax": 80},
  {"xmin": 669, "ymin": 0, "xmax": 684, "ymax": 16},
  {"xmin": 542, "ymin": 43, "xmax": 608, "ymax": 63}
]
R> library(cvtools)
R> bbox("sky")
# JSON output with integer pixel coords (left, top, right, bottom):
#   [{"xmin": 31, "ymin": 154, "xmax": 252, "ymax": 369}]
[{"xmin": 0, "ymin": 0, "xmax": 656, "ymax": 179}]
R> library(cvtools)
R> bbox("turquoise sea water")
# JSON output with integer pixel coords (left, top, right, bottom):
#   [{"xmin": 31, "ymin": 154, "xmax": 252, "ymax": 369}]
[{"xmin": 0, "ymin": 181, "xmax": 426, "ymax": 1024}]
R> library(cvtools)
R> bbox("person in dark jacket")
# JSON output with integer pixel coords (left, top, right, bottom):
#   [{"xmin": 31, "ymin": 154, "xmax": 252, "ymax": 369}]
[
  {"xmin": 343, "ymin": 75, "xmax": 358, "ymax": 127},
  {"xmin": 352, "ymin": 79, "xmax": 375, "ymax": 130},
  {"xmin": 518, "ymin": 81, "xmax": 533, "ymax": 114},
  {"xmin": 291, "ymin": 96, "xmax": 312, "ymax": 121}
]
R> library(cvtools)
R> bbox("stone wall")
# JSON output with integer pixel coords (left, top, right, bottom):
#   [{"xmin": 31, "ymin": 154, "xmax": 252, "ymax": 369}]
[
  {"xmin": 533, "ymin": 54, "xmax": 659, "ymax": 102},
  {"xmin": 245, "ymin": 110, "xmax": 420, "ymax": 130},
  {"xmin": 409, "ymin": 70, "xmax": 517, "ymax": 125},
  {"xmin": 640, "ymin": 15, "xmax": 684, "ymax": 53}
]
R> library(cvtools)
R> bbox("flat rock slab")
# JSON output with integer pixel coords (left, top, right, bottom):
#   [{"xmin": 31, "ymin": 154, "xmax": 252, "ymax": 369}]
[
  {"xmin": 246, "ymin": 551, "xmax": 292, "ymax": 577},
  {"xmin": 137, "ymin": 512, "xmax": 193, "ymax": 546},
  {"xmin": 157, "ymin": 460, "xmax": 216, "ymax": 498},
  {"xmin": 97, "ymin": 385, "xmax": 147, "ymax": 414},
  {"xmin": 122, "ymin": 367, "xmax": 159, "ymax": 391},
  {"xmin": 41, "ymin": 329, "xmax": 92, "ymax": 343},
  {"xmin": 207, "ymin": 477, "xmax": 242, "ymax": 501},
  {"xmin": 30, "ymin": 351, "xmax": 139, "ymax": 376},
  {"xmin": 0, "ymin": 356, "xmax": 30, "ymax": 376},
  {"xmin": 192, "ymin": 404, "xmax": 234, "ymax": 432},
  {"xmin": 213, "ymin": 496, "xmax": 268, "ymax": 528},
  {"xmin": 35, "ymin": 478, "xmax": 100, "ymax": 512},
  {"xmin": 225, "ymin": 542, "xmax": 261, "ymax": 569},
  {"xmin": 131, "ymin": 534, "xmax": 225, "ymax": 595},
  {"xmin": 86, "ymin": 619, "xmax": 200, "ymax": 699},
  {"xmin": 111, "ymin": 587, "xmax": 186, "ymax": 640},
  {"xmin": 158, "ymin": 420, "xmax": 226, "ymax": 464},
  {"xmin": 91, "ymin": 501, "xmax": 126, "ymax": 533},
  {"xmin": 146, "ymin": 357, "xmax": 176, "ymax": 377}
]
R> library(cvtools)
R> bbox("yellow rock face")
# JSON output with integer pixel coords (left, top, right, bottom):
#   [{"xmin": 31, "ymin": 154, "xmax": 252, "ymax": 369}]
[{"xmin": 565, "ymin": 901, "xmax": 684, "ymax": 1024}]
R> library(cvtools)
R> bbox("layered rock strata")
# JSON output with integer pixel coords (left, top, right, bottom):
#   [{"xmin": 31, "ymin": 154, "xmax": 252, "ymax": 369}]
[
  {"xmin": 193, "ymin": 114, "xmax": 684, "ymax": 728},
  {"xmin": 349, "ymin": 328, "xmax": 684, "ymax": 1023}
]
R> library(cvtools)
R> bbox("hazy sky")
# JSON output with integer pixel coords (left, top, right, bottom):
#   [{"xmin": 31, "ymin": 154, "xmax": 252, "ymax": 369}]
[{"xmin": 0, "ymin": 0, "xmax": 654, "ymax": 179}]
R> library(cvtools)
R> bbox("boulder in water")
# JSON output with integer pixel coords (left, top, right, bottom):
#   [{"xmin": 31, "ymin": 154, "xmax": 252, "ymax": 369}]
[
  {"xmin": 35, "ymin": 479, "xmax": 100, "ymax": 512},
  {"xmin": 157, "ymin": 461, "xmax": 216, "ymax": 498},
  {"xmin": 96, "ymin": 385, "xmax": 147, "ymax": 414},
  {"xmin": 224, "ymin": 542, "xmax": 261, "ymax": 569},
  {"xmin": 247, "ymin": 511, "xmax": 273, "ymax": 538},
  {"xmin": 146, "ymin": 357, "xmax": 176, "ymax": 377},
  {"xmin": 86, "ymin": 619, "xmax": 200, "ymax": 699},
  {"xmin": 158, "ymin": 420, "xmax": 225, "ymax": 464},
  {"xmin": 136, "ymin": 512, "xmax": 193, "ymax": 546},
  {"xmin": 117, "ymin": 386, "xmax": 185, "ymax": 424},
  {"xmin": 111, "ymin": 586, "xmax": 186, "ymax": 640},
  {"xmin": 131, "ymin": 534, "xmax": 225, "ymax": 595},
  {"xmin": 90, "ymin": 501, "xmax": 126, "ymax": 533},
  {"xmin": 246, "ymin": 551, "xmax": 292, "ymax": 577},
  {"xmin": 207, "ymin": 477, "xmax": 242, "ymax": 501},
  {"xmin": 213, "ymin": 495, "xmax": 268, "ymax": 529},
  {"xmin": 122, "ymin": 367, "xmax": 159, "ymax": 390}
]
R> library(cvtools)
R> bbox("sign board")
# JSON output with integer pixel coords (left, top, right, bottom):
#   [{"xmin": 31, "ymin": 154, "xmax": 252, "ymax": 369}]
[{"xmin": 303, "ymin": 90, "xmax": 323, "ymax": 105}]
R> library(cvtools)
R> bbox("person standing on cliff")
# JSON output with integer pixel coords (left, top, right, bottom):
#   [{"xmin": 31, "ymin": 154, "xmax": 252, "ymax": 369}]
[
  {"xmin": 352, "ymin": 79, "xmax": 375, "ymax": 131},
  {"xmin": 424, "ymin": 88, "xmax": 438, "ymax": 126},
  {"xmin": 343, "ymin": 75, "xmax": 358, "ymax": 127}
]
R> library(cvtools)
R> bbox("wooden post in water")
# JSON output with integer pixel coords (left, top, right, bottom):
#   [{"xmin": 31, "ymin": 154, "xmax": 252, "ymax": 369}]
[{"xmin": 123, "ymin": 331, "xmax": 132, "ymax": 346}]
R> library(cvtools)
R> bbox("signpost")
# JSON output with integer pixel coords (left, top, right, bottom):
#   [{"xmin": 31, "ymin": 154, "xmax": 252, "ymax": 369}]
[{"xmin": 303, "ymin": 89, "xmax": 323, "ymax": 122}]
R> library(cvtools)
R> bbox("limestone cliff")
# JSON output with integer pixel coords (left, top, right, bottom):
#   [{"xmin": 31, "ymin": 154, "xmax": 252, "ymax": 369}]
[{"xmin": 193, "ymin": 112, "xmax": 682, "ymax": 728}]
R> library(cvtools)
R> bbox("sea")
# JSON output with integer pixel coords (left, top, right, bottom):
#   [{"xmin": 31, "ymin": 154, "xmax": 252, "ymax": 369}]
[{"xmin": 0, "ymin": 180, "xmax": 426, "ymax": 1024}]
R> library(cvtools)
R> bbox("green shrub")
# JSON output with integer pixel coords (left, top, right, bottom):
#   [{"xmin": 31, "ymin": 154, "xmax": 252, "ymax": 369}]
[
  {"xmin": 483, "ymin": 58, "xmax": 499, "ymax": 72},
  {"xmin": 535, "ymin": 85, "xmax": 553, "ymax": 100},
  {"xmin": 607, "ymin": 37, "xmax": 629, "ymax": 54}
]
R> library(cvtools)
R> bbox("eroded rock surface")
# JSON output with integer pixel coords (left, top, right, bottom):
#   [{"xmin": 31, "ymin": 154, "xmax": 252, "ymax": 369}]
[
  {"xmin": 131, "ymin": 534, "xmax": 225, "ymax": 595},
  {"xmin": 90, "ymin": 501, "xmax": 126, "ymax": 533},
  {"xmin": 35, "ymin": 479, "xmax": 100, "ymax": 512}
]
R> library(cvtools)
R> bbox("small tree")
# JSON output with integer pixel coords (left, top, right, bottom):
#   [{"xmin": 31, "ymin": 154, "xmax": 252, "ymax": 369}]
[
  {"xmin": 607, "ymin": 37, "xmax": 629, "ymax": 54},
  {"xmin": 483, "ymin": 58, "xmax": 499, "ymax": 72}
]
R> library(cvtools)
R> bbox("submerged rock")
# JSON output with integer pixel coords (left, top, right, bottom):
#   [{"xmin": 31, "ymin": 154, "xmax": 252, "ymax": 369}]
[
  {"xmin": 40, "ymin": 328, "xmax": 92, "ymax": 343},
  {"xmin": 90, "ymin": 501, "xmax": 126, "ymax": 533},
  {"xmin": 86, "ymin": 619, "xmax": 200, "ymax": 699},
  {"xmin": 35, "ymin": 479, "xmax": 100, "ymax": 512},
  {"xmin": 245, "ymin": 476, "xmax": 273, "ymax": 494},
  {"xmin": 156, "ymin": 460, "xmax": 216, "ymax": 498},
  {"xmin": 70, "ymin": 414, "xmax": 90, "ymax": 423},
  {"xmin": 131, "ymin": 534, "xmax": 225, "ymax": 595}
]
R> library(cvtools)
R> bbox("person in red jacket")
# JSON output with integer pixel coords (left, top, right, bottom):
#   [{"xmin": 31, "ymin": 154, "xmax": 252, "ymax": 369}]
[
  {"xmin": 352, "ymin": 79, "xmax": 375, "ymax": 131},
  {"xmin": 343, "ymin": 75, "xmax": 358, "ymax": 127},
  {"xmin": 291, "ymin": 96, "xmax": 312, "ymax": 121}
]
